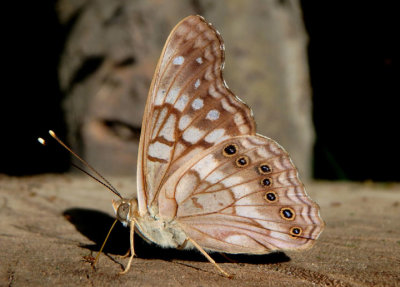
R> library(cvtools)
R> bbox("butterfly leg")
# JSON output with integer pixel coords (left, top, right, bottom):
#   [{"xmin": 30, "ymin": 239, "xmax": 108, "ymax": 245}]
[
  {"xmin": 187, "ymin": 237, "xmax": 232, "ymax": 278},
  {"xmin": 119, "ymin": 221, "xmax": 136, "ymax": 275},
  {"xmin": 176, "ymin": 238, "xmax": 189, "ymax": 250},
  {"xmin": 118, "ymin": 248, "xmax": 131, "ymax": 259}
]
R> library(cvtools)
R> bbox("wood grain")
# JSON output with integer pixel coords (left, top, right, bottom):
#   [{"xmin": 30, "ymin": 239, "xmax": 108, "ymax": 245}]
[{"xmin": 1, "ymin": 174, "xmax": 399, "ymax": 286}]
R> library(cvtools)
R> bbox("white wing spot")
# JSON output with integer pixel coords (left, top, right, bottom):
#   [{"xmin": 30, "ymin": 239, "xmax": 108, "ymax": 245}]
[
  {"xmin": 194, "ymin": 36, "xmax": 205, "ymax": 48},
  {"xmin": 239, "ymin": 124, "xmax": 249, "ymax": 134},
  {"xmin": 175, "ymin": 172, "xmax": 199, "ymax": 204},
  {"xmin": 209, "ymin": 84, "xmax": 221, "ymax": 99},
  {"xmin": 159, "ymin": 114, "xmax": 176, "ymax": 142},
  {"xmin": 221, "ymin": 175, "xmax": 243, "ymax": 188},
  {"xmin": 173, "ymin": 142, "xmax": 186, "ymax": 159},
  {"xmin": 192, "ymin": 98, "xmax": 204, "ymax": 110},
  {"xmin": 148, "ymin": 141, "xmax": 171, "ymax": 161},
  {"xmin": 206, "ymin": 170, "xmax": 225, "ymax": 184},
  {"xmin": 204, "ymin": 128, "xmax": 225, "ymax": 143},
  {"xmin": 165, "ymin": 87, "xmax": 180, "ymax": 104},
  {"xmin": 173, "ymin": 56, "xmax": 184, "ymax": 65},
  {"xmin": 230, "ymin": 181, "xmax": 253, "ymax": 198},
  {"xmin": 152, "ymin": 107, "xmax": 167, "ymax": 139},
  {"xmin": 206, "ymin": 109, "xmax": 220, "ymax": 121},
  {"xmin": 182, "ymin": 126, "xmax": 205, "ymax": 144},
  {"xmin": 155, "ymin": 89, "xmax": 166, "ymax": 106},
  {"xmin": 194, "ymin": 79, "xmax": 201, "ymax": 89},
  {"xmin": 221, "ymin": 98, "xmax": 236, "ymax": 113},
  {"xmin": 178, "ymin": 115, "xmax": 191, "ymax": 130},
  {"xmin": 234, "ymin": 113, "xmax": 244, "ymax": 126},
  {"xmin": 204, "ymin": 66, "xmax": 214, "ymax": 81},
  {"xmin": 186, "ymin": 30, "xmax": 197, "ymax": 41},
  {"xmin": 204, "ymin": 47, "xmax": 214, "ymax": 61},
  {"xmin": 192, "ymin": 153, "xmax": 219, "ymax": 180},
  {"xmin": 196, "ymin": 57, "xmax": 203, "ymax": 64},
  {"xmin": 175, "ymin": 94, "xmax": 189, "ymax": 112},
  {"xmin": 234, "ymin": 113, "xmax": 250, "ymax": 134}
]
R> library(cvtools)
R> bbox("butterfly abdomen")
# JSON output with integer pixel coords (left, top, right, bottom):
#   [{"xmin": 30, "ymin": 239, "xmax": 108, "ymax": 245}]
[{"xmin": 135, "ymin": 212, "xmax": 189, "ymax": 249}]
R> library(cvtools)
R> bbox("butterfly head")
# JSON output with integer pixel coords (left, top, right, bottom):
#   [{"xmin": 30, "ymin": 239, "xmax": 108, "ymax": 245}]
[{"xmin": 112, "ymin": 198, "xmax": 138, "ymax": 227}]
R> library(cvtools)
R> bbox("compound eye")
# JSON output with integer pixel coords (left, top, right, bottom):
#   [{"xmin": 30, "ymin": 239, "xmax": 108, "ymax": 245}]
[{"xmin": 117, "ymin": 203, "xmax": 130, "ymax": 221}]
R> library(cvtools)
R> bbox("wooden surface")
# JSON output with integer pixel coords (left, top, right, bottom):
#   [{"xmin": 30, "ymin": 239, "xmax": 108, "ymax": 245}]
[{"xmin": 0, "ymin": 174, "xmax": 399, "ymax": 286}]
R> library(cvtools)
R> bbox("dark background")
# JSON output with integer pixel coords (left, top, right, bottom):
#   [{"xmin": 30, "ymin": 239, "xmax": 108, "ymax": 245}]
[{"xmin": 3, "ymin": 1, "xmax": 398, "ymax": 181}]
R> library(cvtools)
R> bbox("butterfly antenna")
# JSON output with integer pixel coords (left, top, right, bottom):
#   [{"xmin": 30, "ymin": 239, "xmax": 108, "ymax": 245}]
[{"xmin": 38, "ymin": 130, "xmax": 122, "ymax": 199}]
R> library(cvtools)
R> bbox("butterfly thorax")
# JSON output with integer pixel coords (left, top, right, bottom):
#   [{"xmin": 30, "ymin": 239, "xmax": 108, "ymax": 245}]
[{"xmin": 112, "ymin": 198, "xmax": 189, "ymax": 249}]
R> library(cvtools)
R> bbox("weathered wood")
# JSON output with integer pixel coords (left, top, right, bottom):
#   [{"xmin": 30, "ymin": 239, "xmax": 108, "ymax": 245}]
[{"xmin": 1, "ymin": 174, "xmax": 399, "ymax": 286}]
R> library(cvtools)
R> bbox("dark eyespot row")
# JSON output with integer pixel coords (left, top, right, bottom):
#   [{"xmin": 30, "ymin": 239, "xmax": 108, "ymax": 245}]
[
  {"xmin": 222, "ymin": 144, "xmax": 297, "ymax": 222},
  {"xmin": 261, "ymin": 178, "xmax": 272, "ymax": 186},
  {"xmin": 258, "ymin": 163, "xmax": 272, "ymax": 174},
  {"xmin": 235, "ymin": 156, "xmax": 249, "ymax": 167},
  {"xmin": 280, "ymin": 207, "xmax": 295, "ymax": 221},
  {"xmin": 264, "ymin": 191, "xmax": 278, "ymax": 202},
  {"xmin": 258, "ymin": 162, "xmax": 274, "ymax": 204},
  {"xmin": 223, "ymin": 144, "xmax": 238, "ymax": 157},
  {"xmin": 289, "ymin": 226, "xmax": 302, "ymax": 237}
]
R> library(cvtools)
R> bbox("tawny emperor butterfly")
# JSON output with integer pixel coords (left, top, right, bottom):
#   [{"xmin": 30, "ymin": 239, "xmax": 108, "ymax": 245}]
[{"xmin": 108, "ymin": 15, "xmax": 324, "ymax": 277}]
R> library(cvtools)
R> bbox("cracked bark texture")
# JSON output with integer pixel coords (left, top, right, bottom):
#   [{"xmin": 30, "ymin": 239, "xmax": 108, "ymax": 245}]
[
  {"xmin": 57, "ymin": 0, "xmax": 314, "ymax": 178},
  {"xmin": 1, "ymin": 175, "xmax": 399, "ymax": 286}
]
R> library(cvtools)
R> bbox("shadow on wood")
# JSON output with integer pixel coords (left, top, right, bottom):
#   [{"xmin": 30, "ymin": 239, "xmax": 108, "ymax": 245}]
[{"xmin": 63, "ymin": 208, "xmax": 291, "ymax": 264}]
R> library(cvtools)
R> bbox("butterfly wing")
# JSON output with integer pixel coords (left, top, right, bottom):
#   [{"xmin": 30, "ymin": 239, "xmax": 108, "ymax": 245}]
[
  {"xmin": 158, "ymin": 135, "xmax": 324, "ymax": 253},
  {"xmin": 138, "ymin": 15, "xmax": 324, "ymax": 252},
  {"xmin": 137, "ymin": 16, "xmax": 256, "ymax": 215}
]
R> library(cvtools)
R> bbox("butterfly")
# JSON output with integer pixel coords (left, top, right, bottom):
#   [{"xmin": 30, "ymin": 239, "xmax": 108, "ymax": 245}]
[{"xmin": 109, "ymin": 15, "xmax": 324, "ymax": 277}]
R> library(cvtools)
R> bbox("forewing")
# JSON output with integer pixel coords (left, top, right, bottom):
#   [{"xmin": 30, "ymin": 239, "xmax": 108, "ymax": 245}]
[
  {"xmin": 137, "ymin": 16, "xmax": 255, "ymax": 215},
  {"xmin": 161, "ymin": 135, "xmax": 324, "ymax": 253}
]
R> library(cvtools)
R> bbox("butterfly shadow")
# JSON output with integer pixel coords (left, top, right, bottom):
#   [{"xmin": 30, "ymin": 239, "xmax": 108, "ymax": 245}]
[{"xmin": 63, "ymin": 208, "xmax": 291, "ymax": 265}]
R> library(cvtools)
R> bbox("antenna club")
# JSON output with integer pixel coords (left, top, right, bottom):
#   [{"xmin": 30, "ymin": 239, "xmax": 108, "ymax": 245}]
[
  {"xmin": 38, "ymin": 138, "xmax": 46, "ymax": 145},
  {"xmin": 49, "ymin": 130, "xmax": 56, "ymax": 137}
]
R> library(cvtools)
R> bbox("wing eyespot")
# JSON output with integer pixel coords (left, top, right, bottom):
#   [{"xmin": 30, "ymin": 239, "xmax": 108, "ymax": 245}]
[
  {"xmin": 280, "ymin": 207, "xmax": 295, "ymax": 221},
  {"xmin": 260, "ymin": 177, "xmax": 272, "ymax": 187},
  {"xmin": 258, "ymin": 163, "xmax": 272, "ymax": 174},
  {"xmin": 222, "ymin": 143, "xmax": 238, "ymax": 157},
  {"xmin": 289, "ymin": 226, "xmax": 303, "ymax": 237},
  {"xmin": 235, "ymin": 155, "xmax": 249, "ymax": 167},
  {"xmin": 264, "ymin": 191, "xmax": 278, "ymax": 203}
]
